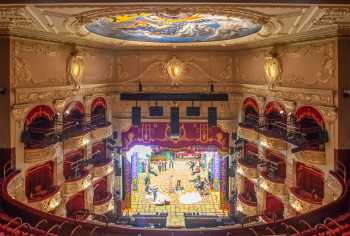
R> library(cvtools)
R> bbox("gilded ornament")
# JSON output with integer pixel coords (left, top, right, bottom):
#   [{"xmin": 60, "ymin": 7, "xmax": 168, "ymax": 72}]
[
  {"xmin": 264, "ymin": 53, "xmax": 282, "ymax": 89},
  {"xmin": 67, "ymin": 50, "xmax": 85, "ymax": 89}
]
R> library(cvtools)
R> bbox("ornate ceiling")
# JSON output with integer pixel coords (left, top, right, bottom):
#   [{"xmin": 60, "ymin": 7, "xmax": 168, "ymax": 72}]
[{"xmin": 1, "ymin": 3, "xmax": 350, "ymax": 49}]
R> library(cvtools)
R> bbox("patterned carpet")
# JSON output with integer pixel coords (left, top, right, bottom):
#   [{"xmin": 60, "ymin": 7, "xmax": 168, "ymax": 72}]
[{"xmin": 123, "ymin": 159, "xmax": 228, "ymax": 227}]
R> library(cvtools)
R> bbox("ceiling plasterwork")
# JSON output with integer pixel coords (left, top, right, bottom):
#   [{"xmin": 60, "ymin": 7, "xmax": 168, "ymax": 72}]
[{"xmin": 0, "ymin": 4, "xmax": 349, "ymax": 49}]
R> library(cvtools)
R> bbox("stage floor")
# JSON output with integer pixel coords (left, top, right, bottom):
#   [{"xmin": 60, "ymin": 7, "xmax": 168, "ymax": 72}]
[{"xmin": 123, "ymin": 159, "xmax": 228, "ymax": 227}]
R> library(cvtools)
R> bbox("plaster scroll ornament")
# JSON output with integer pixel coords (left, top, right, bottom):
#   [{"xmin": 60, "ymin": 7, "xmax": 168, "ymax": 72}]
[
  {"xmin": 67, "ymin": 51, "xmax": 85, "ymax": 89},
  {"xmin": 166, "ymin": 56, "xmax": 184, "ymax": 86},
  {"xmin": 264, "ymin": 53, "xmax": 282, "ymax": 90}
]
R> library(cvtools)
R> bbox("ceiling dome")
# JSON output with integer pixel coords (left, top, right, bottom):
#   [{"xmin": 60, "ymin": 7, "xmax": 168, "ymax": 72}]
[{"xmin": 85, "ymin": 12, "xmax": 262, "ymax": 43}]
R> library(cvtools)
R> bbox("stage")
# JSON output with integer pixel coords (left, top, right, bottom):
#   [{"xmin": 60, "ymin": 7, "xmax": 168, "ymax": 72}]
[{"xmin": 123, "ymin": 158, "xmax": 228, "ymax": 227}]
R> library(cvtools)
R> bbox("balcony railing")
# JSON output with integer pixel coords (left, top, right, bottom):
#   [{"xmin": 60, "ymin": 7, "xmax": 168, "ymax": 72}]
[
  {"xmin": 64, "ymin": 170, "xmax": 91, "ymax": 196},
  {"xmin": 259, "ymin": 171, "xmax": 286, "ymax": 197},
  {"xmin": 93, "ymin": 192, "xmax": 113, "ymax": 215},
  {"xmin": 237, "ymin": 193, "xmax": 257, "ymax": 216},
  {"xmin": 27, "ymin": 185, "xmax": 62, "ymax": 213},
  {"xmin": 92, "ymin": 158, "xmax": 113, "ymax": 179},
  {"xmin": 24, "ymin": 143, "xmax": 58, "ymax": 163},
  {"xmin": 289, "ymin": 186, "xmax": 322, "ymax": 213},
  {"xmin": 91, "ymin": 123, "xmax": 113, "ymax": 142},
  {"xmin": 237, "ymin": 156, "xmax": 259, "ymax": 179}
]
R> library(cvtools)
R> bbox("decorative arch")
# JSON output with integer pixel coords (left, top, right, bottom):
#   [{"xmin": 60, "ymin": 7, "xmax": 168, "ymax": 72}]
[
  {"xmin": 295, "ymin": 106, "xmax": 325, "ymax": 128},
  {"xmin": 64, "ymin": 101, "xmax": 84, "ymax": 116},
  {"xmin": 24, "ymin": 105, "xmax": 55, "ymax": 127},
  {"xmin": 91, "ymin": 97, "xmax": 107, "ymax": 113},
  {"xmin": 242, "ymin": 97, "xmax": 259, "ymax": 114},
  {"xmin": 264, "ymin": 101, "xmax": 285, "ymax": 116},
  {"xmin": 25, "ymin": 161, "xmax": 54, "ymax": 199}
]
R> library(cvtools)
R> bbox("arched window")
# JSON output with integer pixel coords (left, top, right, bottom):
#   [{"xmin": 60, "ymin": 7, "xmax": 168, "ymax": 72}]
[
  {"xmin": 295, "ymin": 106, "xmax": 327, "ymax": 150},
  {"xmin": 23, "ymin": 105, "xmax": 55, "ymax": 148},
  {"xmin": 241, "ymin": 97, "xmax": 259, "ymax": 128},
  {"xmin": 91, "ymin": 97, "xmax": 108, "ymax": 127},
  {"xmin": 63, "ymin": 101, "xmax": 85, "ymax": 138},
  {"xmin": 263, "ymin": 101, "xmax": 287, "ymax": 138}
]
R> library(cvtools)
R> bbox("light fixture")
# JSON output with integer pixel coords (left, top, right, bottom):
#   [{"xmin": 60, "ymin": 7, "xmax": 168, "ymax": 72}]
[{"xmin": 166, "ymin": 56, "xmax": 184, "ymax": 86}]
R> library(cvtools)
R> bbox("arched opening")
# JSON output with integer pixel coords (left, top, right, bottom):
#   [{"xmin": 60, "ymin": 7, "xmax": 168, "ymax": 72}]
[
  {"xmin": 91, "ymin": 97, "xmax": 109, "ymax": 127},
  {"xmin": 262, "ymin": 101, "xmax": 287, "ymax": 139},
  {"xmin": 25, "ymin": 161, "xmax": 56, "ymax": 200},
  {"xmin": 292, "ymin": 162, "xmax": 324, "ymax": 203},
  {"xmin": 264, "ymin": 192, "xmax": 284, "ymax": 221},
  {"xmin": 294, "ymin": 106, "xmax": 328, "ymax": 151},
  {"xmin": 63, "ymin": 101, "xmax": 86, "ymax": 138},
  {"xmin": 22, "ymin": 105, "xmax": 55, "ymax": 148},
  {"xmin": 241, "ymin": 97, "xmax": 259, "ymax": 128}
]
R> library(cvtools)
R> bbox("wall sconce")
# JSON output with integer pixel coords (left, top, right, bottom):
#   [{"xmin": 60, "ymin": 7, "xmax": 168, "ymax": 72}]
[
  {"xmin": 67, "ymin": 49, "xmax": 85, "ymax": 89},
  {"xmin": 166, "ymin": 56, "xmax": 184, "ymax": 86}
]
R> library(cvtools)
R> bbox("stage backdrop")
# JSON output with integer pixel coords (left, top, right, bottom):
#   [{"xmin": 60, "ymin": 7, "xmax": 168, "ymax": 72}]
[{"xmin": 122, "ymin": 122, "xmax": 229, "ymax": 153}]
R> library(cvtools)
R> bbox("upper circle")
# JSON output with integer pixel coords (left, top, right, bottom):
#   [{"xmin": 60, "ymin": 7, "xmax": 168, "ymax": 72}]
[{"xmin": 85, "ymin": 12, "xmax": 262, "ymax": 43}]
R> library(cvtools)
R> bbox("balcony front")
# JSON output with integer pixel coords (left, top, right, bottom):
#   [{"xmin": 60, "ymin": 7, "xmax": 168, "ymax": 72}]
[
  {"xmin": 289, "ymin": 187, "xmax": 322, "ymax": 214},
  {"xmin": 27, "ymin": 185, "xmax": 62, "ymax": 213},
  {"xmin": 295, "ymin": 150, "xmax": 326, "ymax": 166},
  {"xmin": 238, "ymin": 123, "xmax": 259, "ymax": 142},
  {"xmin": 237, "ymin": 157, "xmax": 258, "ymax": 179},
  {"xmin": 91, "ymin": 122, "xmax": 113, "ymax": 142},
  {"xmin": 259, "ymin": 171, "xmax": 286, "ymax": 197},
  {"xmin": 257, "ymin": 123, "xmax": 287, "ymax": 151},
  {"xmin": 92, "ymin": 158, "xmax": 114, "ymax": 179},
  {"xmin": 237, "ymin": 193, "xmax": 257, "ymax": 216},
  {"xmin": 63, "ymin": 170, "xmax": 91, "ymax": 196},
  {"xmin": 63, "ymin": 132, "xmax": 91, "ymax": 154},
  {"xmin": 93, "ymin": 192, "xmax": 113, "ymax": 215},
  {"xmin": 24, "ymin": 143, "xmax": 58, "ymax": 164}
]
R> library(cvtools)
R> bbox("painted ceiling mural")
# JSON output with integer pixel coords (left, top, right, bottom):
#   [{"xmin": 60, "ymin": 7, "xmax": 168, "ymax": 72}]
[{"xmin": 85, "ymin": 12, "xmax": 262, "ymax": 43}]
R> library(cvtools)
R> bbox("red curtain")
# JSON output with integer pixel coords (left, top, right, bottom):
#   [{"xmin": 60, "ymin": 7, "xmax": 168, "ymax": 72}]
[
  {"xmin": 64, "ymin": 149, "xmax": 84, "ymax": 179},
  {"xmin": 25, "ymin": 161, "xmax": 54, "ymax": 197},
  {"xmin": 242, "ymin": 97, "xmax": 259, "ymax": 114},
  {"xmin": 66, "ymin": 191, "xmax": 85, "ymax": 216},
  {"xmin": 91, "ymin": 97, "xmax": 107, "ymax": 112},
  {"xmin": 296, "ymin": 162, "xmax": 324, "ymax": 198},
  {"xmin": 295, "ymin": 106, "xmax": 325, "ymax": 128},
  {"xmin": 25, "ymin": 105, "xmax": 55, "ymax": 127},
  {"xmin": 266, "ymin": 192, "xmax": 284, "ymax": 216}
]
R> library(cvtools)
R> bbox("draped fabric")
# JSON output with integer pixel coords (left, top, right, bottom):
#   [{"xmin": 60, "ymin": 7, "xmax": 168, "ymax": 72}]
[
  {"xmin": 122, "ymin": 122, "xmax": 229, "ymax": 153},
  {"xmin": 265, "ymin": 192, "xmax": 284, "ymax": 218},
  {"xmin": 64, "ymin": 149, "xmax": 84, "ymax": 179},
  {"xmin": 296, "ymin": 162, "xmax": 324, "ymax": 198},
  {"xmin": 91, "ymin": 97, "xmax": 107, "ymax": 112},
  {"xmin": 66, "ymin": 191, "xmax": 85, "ymax": 217},
  {"xmin": 264, "ymin": 101, "xmax": 285, "ymax": 115},
  {"xmin": 242, "ymin": 97, "xmax": 259, "ymax": 114},
  {"xmin": 25, "ymin": 105, "xmax": 55, "ymax": 127},
  {"xmin": 25, "ymin": 161, "xmax": 54, "ymax": 198},
  {"xmin": 64, "ymin": 101, "xmax": 84, "ymax": 115},
  {"xmin": 295, "ymin": 106, "xmax": 325, "ymax": 128}
]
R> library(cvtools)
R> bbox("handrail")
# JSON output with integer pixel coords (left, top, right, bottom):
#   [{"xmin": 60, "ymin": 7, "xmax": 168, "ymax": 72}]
[
  {"xmin": 35, "ymin": 219, "xmax": 48, "ymax": 229},
  {"xmin": 45, "ymin": 224, "xmax": 61, "ymax": 236},
  {"xmin": 3, "ymin": 160, "xmax": 12, "ymax": 179},
  {"xmin": 248, "ymin": 228, "xmax": 258, "ymax": 236},
  {"xmin": 5, "ymin": 217, "xmax": 22, "ymax": 228},
  {"xmin": 299, "ymin": 219, "xmax": 312, "ymax": 229},
  {"xmin": 315, "ymin": 223, "xmax": 335, "ymax": 236},
  {"xmin": 12, "ymin": 223, "xmax": 31, "ymax": 235},
  {"xmin": 265, "ymin": 226, "xmax": 276, "ymax": 235},
  {"xmin": 70, "ymin": 225, "xmax": 82, "ymax": 236},
  {"xmin": 89, "ymin": 226, "xmax": 100, "ymax": 236},
  {"xmin": 324, "ymin": 217, "xmax": 342, "ymax": 232},
  {"xmin": 335, "ymin": 161, "xmax": 346, "ymax": 182}
]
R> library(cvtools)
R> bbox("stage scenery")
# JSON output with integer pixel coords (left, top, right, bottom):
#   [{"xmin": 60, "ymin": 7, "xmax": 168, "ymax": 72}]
[{"xmin": 117, "ymin": 122, "xmax": 232, "ymax": 228}]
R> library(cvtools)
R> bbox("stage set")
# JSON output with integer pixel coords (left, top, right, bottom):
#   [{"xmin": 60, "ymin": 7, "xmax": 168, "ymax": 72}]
[{"xmin": 118, "ymin": 122, "xmax": 231, "ymax": 227}]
